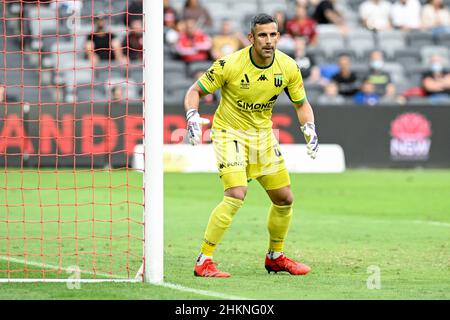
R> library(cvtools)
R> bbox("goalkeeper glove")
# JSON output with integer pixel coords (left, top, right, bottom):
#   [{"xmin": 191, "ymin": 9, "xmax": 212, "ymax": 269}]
[
  {"xmin": 186, "ymin": 109, "xmax": 210, "ymax": 146},
  {"xmin": 301, "ymin": 122, "xmax": 319, "ymax": 159}
]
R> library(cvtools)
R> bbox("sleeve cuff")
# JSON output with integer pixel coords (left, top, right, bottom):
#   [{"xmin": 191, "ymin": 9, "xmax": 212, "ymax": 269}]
[
  {"xmin": 293, "ymin": 98, "xmax": 306, "ymax": 105},
  {"xmin": 197, "ymin": 80, "xmax": 210, "ymax": 94}
]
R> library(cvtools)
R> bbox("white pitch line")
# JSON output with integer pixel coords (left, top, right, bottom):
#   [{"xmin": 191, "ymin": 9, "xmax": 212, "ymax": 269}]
[
  {"xmin": 413, "ymin": 220, "xmax": 450, "ymax": 227},
  {"xmin": 156, "ymin": 282, "xmax": 250, "ymax": 300},
  {"xmin": 0, "ymin": 279, "xmax": 139, "ymax": 283},
  {"xmin": 0, "ymin": 256, "xmax": 128, "ymax": 279},
  {"xmin": 0, "ymin": 256, "xmax": 249, "ymax": 300}
]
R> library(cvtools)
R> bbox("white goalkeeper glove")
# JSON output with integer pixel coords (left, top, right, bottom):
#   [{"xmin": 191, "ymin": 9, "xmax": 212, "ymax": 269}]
[
  {"xmin": 301, "ymin": 122, "xmax": 319, "ymax": 159},
  {"xmin": 186, "ymin": 109, "xmax": 210, "ymax": 146}
]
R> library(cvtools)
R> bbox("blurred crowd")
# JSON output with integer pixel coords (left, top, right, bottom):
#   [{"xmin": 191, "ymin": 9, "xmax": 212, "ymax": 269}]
[
  {"xmin": 163, "ymin": 0, "xmax": 450, "ymax": 106},
  {"xmin": 1, "ymin": 0, "xmax": 449, "ymax": 106}
]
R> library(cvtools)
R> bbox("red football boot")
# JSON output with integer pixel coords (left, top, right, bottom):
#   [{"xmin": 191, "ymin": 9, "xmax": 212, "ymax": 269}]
[
  {"xmin": 194, "ymin": 259, "xmax": 231, "ymax": 278},
  {"xmin": 265, "ymin": 254, "xmax": 311, "ymax": 275}
]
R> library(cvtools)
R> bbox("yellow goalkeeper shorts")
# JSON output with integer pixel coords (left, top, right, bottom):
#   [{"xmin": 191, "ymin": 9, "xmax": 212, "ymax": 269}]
[{"xmin": 211, "ymin": 128, "xmax": 290, "ymax": 191}]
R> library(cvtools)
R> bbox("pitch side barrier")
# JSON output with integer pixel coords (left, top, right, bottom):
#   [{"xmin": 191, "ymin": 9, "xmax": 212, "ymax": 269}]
[{"xmin": 1, "ymin": 102, "xmax": 450, "ymax": 168}]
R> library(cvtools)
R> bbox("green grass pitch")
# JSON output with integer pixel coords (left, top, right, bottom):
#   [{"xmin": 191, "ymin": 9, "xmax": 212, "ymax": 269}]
[{"xmin": 0, "ymin": 170, "xmax": 449, "ymax": 299}]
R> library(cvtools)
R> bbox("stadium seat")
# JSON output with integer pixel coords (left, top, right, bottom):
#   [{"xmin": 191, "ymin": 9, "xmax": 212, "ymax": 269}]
[
  {"xmin": 165, "ymin": 59, "xmax": 186, "ymax": 74},
  {"xmin": 75, "ymin": 85, "xmax": 107, "ymax": 103},
  {"xmin": 331, "ymin": 48, "xmax": 358, "ymax": 62},
  {"xmin": 420, "ymin": 45, "xmax": 450, "ymax": 66},
  {"xmin": 95, "ymin": 65, "xmax": 126, "ymax": 84},
  {"xmin": 383, "ymin": 62, "xmax": 405, "ymax": 85},
  {"xmin": 394, "ymin": 48, "xmax": 422, "ymax": 69},
  {"xmin": 407, "ymin": 96, "xmax": 431, "ymax": 106},
  {"xmin": 164, "ymin": 70, "xmax": 193, "ymax": 94},
  {"xmin": 26, "ymin": 6, "xmax": 60, "ymax": 51},
  {"xmin": 347, "ymin": 0, "xmax": 366, "ymax": 11},
  {"xmin": 261, "ymin": 1, "xmax": 288, "ymax": 15},
  {"xmin": 306, "ymin": 47, "xmax": 327, "ymax": 65},
  {"xmin": 347, "ymin": 29, "xmax": 376, "ymax": 58},
  {"xmin": 404, "ymin": 65, "xmax": 428, "ymax": 87},
  {"xmin": 81, "ymin": 0, "xmax": 108, "ymax": 17},
  {"xmin": 377, "ymin": 30, "xmax": 407, "ymax": 59},
  {"xmin": 338, "ymin": 5, "xmax": 360, "ymax": 27},
  {"xmin": 359, "ymin": 48, "xmax": 387, "ymax": 64},
  {"xmin": 104, "ymin": 80, "xmax": 142, "ymax": 101},
  {"xmin": 317, "ymin": 31, "xmax": 345, "ymax": 59},
  {"xmin": 350, "ymin": 63, "xmax": 370, "ymax": 80},
  {"xmin": 407, "ymin": 31, "xmax": 435, "ymax": 48},
  {"xmin": 107, "ymin": 0, "xmax": 128, "ymax": 25},
  {"xmin": 168, "ymin": 87, "xmax": 188, "ymax": 105},
  {"xmin": 46, "ymin": 41, "xmax": 83, "ymax": 69},
  {"xmin": 304, "ymin": 83, "xmax": 323, "ymax": 103},
  {"xmin": 435, "ymin": 32, "xmax": 450, "ymax": 48},
  {"xmin": 231, "ymin": 1, "xmax": 259, "ymax": 19},
  {"xmin": 128, "ymin": 68, "xmax": 143, "ymax": 84},
  {"xmin": 187, "ymin": 61, "xmax": 214, "ymax": 78},
  {"xmin": 203, "ymin": 1, "xmax": 233, "ymax": 15},
  {"xmin": 62, "ymin": 61, "xmax": 94, "ymax": 99},
  {"xmin": 316, "ymin": 24, "xmax": 341, "ymax": 35}
]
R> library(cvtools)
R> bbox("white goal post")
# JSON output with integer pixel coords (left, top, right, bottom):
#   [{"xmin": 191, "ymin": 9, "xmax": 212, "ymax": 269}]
[
  {"xmin": 0, "ymin": 0, "xmax": 164, "ymax": 283},
  {"xmin": 144, "ymin": 0, "xmax": 164, "ymax": 284}
]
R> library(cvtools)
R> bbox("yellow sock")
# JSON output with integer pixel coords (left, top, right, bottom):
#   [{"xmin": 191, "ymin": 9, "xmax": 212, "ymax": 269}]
[
  {"xmin": 200, "ymin": 196, "xmax": 243, "ymax": 256},
  {"xmin": 267, "ymin": 203, "xmax": 293, "ymax": 252}
]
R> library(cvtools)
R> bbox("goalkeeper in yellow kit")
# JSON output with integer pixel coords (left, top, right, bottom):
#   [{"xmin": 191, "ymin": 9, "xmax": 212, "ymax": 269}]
[{"xmin": 184, "ymin": 14, "xmax": 318, "ymax": 277}]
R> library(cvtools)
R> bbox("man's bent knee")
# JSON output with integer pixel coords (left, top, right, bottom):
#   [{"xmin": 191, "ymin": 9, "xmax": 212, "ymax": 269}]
[
  {"xmin": 224, "ymin": 186, "xmax": 247, "ymax": 201},
  {"xmin": 268, "ymin": 187, "xmax": 294, "ymax": 206},
  {"xmin": 274, "ymin": 195, "xmax": 293, "ymax": 206}
]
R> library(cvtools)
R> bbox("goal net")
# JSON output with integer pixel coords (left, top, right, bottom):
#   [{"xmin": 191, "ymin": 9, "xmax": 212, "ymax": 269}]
[{"xmin": 0, "ymin": 0, "xmax": 162, "ymax": 282}]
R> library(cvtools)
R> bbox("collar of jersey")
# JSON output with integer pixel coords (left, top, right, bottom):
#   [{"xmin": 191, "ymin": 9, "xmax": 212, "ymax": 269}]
[{"xmin": 249, "ymin": 47, "xmax": 275, "ymax": 69}]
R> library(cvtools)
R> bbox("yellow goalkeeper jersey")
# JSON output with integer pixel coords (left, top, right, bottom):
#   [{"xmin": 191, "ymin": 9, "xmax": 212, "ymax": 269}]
[{"xmin": 197, "ymin": 45, "xmax": 306, "ymax": 130}]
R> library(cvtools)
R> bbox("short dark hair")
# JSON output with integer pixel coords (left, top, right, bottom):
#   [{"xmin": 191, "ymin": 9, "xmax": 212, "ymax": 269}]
[
  {"xmin": 338, "ymin": 53, "xmax": 350, "ymax": 59},
  {"xmin": 250, "ymin": 13, "xmax": 277, "ymax": 34}
]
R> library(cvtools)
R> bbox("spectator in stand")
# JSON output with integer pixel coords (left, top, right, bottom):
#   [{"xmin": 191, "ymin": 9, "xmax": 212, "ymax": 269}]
[
  {"xmin": 50, "ymin": 0, "xmax": 82, "ymax": 17},
  {"xmin": 286, "ymin": 4, "xmax": 317, "ymax": 46},
  {"xmin": 210, "ymin": 19, "xmax": 247, "ymax": 60},
  {"xmin": 332, "ymin": 54, "xmax": 360, "ymax": 98},
  {"xmin": 274, "ymin": 10, "xmax": 297, "ymax": 53},
  {"xmin": 164, "ymin": 0, "xmax": 178, "ymax": 29},
  {"xmin": 391, "ymin": 0, "xmax": 422, "ymax": 31},
  {"xmin": 0, "ymin": 82, "xmax": 19, "ymax": 105},
  {"xmin": 421, "ymin": 0, "xmax": 450, "ymax": 35},
  {"xmin": 352, "ymin": 79, "xmax": 380, "ymax": 106},
  {"xmin": 0, "ymin": 83, "xmax": 18, "ymax": 103},
  {"xmin": 111, "ymin": 84, "xmax": 124, "ymax": 101},
  {"xmin": 176, "ymin": 18, "xmax": 212, "ymax": 63},
  {"xmin": 359, "ymin": 0, "xmax": 392, "ymax": 31},
  {"xmin": 166, "ymin": 18, "xmax": 187, "ymax": 47},
  {"xmin": 296, "ymin": 0, "xmax": 320, "ymax": 16},
  {"xmin": 0, "ymin": 84, "xmax": 6, "ymax": 103},
  {"xmin": 123, "ymin": 0, "xmax": 143, "ymax": 27},
  {"xmin": 274, "ymin": 10, "xmax": 288, "ymax": 35},
  {"xmin": 86, "ymin": 15, "xmax": 126, "ymax": 66},
  {"xmin": 318, "ymin": 81, "xmax": 345, "ymax": 105},
  {"xmin": 294, "ymin": 37, "xmax": 318, "ymax": 80},
  {"xmin": 122, "ymin": 18, "xmax": 143, "ymax": 62},
  {"xmin": 365, "ymin": 50, "xmax": 396, "ymax": 100},
  {"xmin": 182, "ymin": 0, "xmax": 213, "ymax": 29},
  {"xmin": 422, "ymin": 54, "xmax": 450, "ymax": 102},
  {"xmin": 164, "ymin": 0, "xmax": 180, "ymax": 45},
  {"xmin": 312, "ymin": 0, "xmax": 348, "ymax": 33}
]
